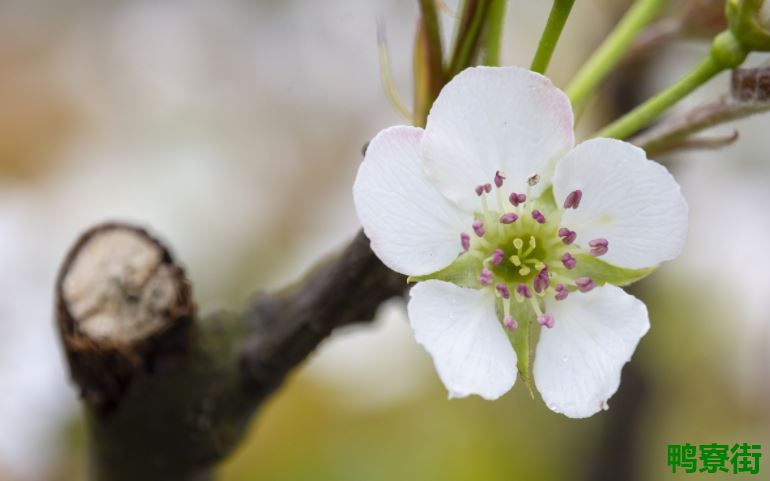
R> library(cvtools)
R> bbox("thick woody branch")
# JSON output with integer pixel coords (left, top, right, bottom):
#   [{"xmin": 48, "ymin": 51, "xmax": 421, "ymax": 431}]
[
  {"xmin": 55, "ymin": 223, "xmax": 405, "ymax": 481},
  {"xmin": 56, "ymin": 223, "xmax": 195, "ymax": 411},
  {"xmin": 239, "ymin": 230, "xmax": 406, "ymax": 402}
]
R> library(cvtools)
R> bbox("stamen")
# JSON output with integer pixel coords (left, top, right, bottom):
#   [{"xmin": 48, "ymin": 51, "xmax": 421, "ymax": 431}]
[
  {"xmin": 518, "ymin": 266, "xmax": 531, "ymax": 276},
  {"xmin": 575, "ymin": 277, "xmax": 596, "ymax": 293},
  {"xmin": 499, "ymin": 212, "xmax": 518, "ymax": 224},
  {"xmin": 494, "ymin": 171, "xmax": 506, "ymax": 188},
  {"xmin": 479, "ymin": 267, "xmax": 493, "ymax": 286},
  {"xmin": 537, "ymin": 313, "xmax": 555, "ymax": 328},
  {"xmin": 527, "ymin": 173, "xmax": 540, "ymax": 186},
  {"xmin": 502, "ymin": 297, "xmax": 514, "ymax": 329},
  {"xmin": 503, "ymin": 315, "xmax": 518, "ymax": 331},
  {"xmin": 532, "ymin": 210, "xmax": 546, "ymax": 224},
  {"xmin": 554, "ymin": 283, "xmax": 568, "ymax": 300},
  {"xmin": 513, "ymin": 238, "xmax": 524, "ymax": 251},
  {"xmin": 472, "ymin": 220, "xmax": 485, "ymax": 237},
  {"xmin": 533, "ymin": 267, "xmax": 550, "ymax": 293},
  {"xmin": 496, "ymin": 283, "xmax": 511, "ymax": 299},
  {"xmin": 491, "ymin": 248, "xmax": 504, "ymax": 267},
  {"xmin": 516, "ymin": 283, "xmax": 532, "ymax": 299},
  {"xmin": 483, "ymin": 183, "xmax": 492, "ymax": 193},
  {"xmin": 509, "ymin": 255, "xmax": 521, "ymax": 266},
  {"xmin": 561, "ymin": 252, "xmax": 577, "ymax": 269},
  {"xmin": 460, "ymin": 233, "xmax": 470, "ymax": 251},
  {"xmin": 478, "ymin": 190, "xmax": 494, "ymax": 227},
  {"xmin": 589, "ymin": 238, "xmax": 609, "ymax": 256},
  {"xmin": 563, "ymin": 189, "xmax": 583, "ymax": 209},
  {"xmin": 495, "ymin": 186, "xmax": 506, "ymax": 212},
  {"xmin": 508, "ymin": 192, "xmax": 526, "ymax": 206},
  {"xmin": 558, "ymin": 227, "xmax": 577, "ymax": 245},
  {"xmin": 475, "ymin": 185, "xmax": 485, "ymax": 196}
]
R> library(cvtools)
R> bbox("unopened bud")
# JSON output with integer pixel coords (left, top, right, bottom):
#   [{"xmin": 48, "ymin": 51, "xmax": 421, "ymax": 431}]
[{"xmin": 725, "ymin": 0, "xmax": 770, "ymax": 53}]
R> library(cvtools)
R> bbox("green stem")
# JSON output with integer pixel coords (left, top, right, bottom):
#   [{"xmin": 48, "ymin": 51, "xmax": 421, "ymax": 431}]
[
  {"xmin": 565, "ymin": 0, "xmax": 665, "ymax": 106},
  {"xmin": 596, "ymin": 56, "xmax": 723, "ymax": 139},
  {"xmin": 414, "ymin": 0, "xmax": 446, "ymax": 126},
  {"xmin": 483, "ymin": 0, "xmax": 507, "ymax": 66},
  {"xmin": 449, "ymin": 0, "xmax": 491, "ymax": 75},
  {"xmin": 596, "ymin": 31, "xmax": 750, "ymax": 140},
  {"xmin": 530, "ymin": 0, "xmax": 575, "ymax": 74},
  {"xmin": 417, "ymin": 0, "xmax": 445, "ymax": 91}
]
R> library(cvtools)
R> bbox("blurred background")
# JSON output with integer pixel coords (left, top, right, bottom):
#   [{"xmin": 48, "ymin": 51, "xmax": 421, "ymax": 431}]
[{"xmin": 0, "ymin": 0, "xmax": 768, "ymax": 480}]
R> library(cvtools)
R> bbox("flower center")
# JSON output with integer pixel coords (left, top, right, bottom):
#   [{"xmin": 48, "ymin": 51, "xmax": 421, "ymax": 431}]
[{"xmin": 459, "ymin": 171, "xmax": 608, "ymax": 330}]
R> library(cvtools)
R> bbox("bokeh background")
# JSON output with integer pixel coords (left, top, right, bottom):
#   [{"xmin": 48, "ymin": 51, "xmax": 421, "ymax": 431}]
[{"xmin": 1, "ymin": 0, "xmax": 768, "ymax": 480}]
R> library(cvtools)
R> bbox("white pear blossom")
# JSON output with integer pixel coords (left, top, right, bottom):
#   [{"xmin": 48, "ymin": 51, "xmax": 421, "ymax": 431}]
[{"xmin": 353, "ymin": 66, "xmax": 688, "ymax": 418}]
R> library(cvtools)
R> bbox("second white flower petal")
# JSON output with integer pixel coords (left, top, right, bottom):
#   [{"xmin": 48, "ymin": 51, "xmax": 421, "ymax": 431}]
[
  {"xmin": 421, "ymin": 66, "xmax": 575, "ymax": 211},
  {"xmin": 534, "ymin": 285, "xmax": 650, "ymax": 418},
  {"xmin": 353, "ymin": 126, "xmax": 469, "ymax": 276},
  {"xmin": 408, "ymin": 280, "xmax": 517, "ymax": 400},
  {"xmin": 553, "ymin": 138, "xmax": 688, "ymax": 269}
]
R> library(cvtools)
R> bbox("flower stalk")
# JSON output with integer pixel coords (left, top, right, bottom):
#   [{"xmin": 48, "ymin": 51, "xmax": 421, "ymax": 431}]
[
  {"xmin": 596, "ymin": 30, "xmax": 749, "ymax": 140},
  {"xmin": 530, "ymin": 0, "xmax": 575, "ymax": 74},
  {"xmin": 414, "ymin": 0, "xmax": 446, "ymax": 126},
  {"xmin": 378, "ymin": 21, "xmax": 413, "ymax": 122},
  {"xmin": 449, "ymin": 0, "xmax": 491, "ymax": 76},
  {"xmin": 565, "ymin": 0, "xmax": 666, "ymax": 107},
  {"xmin": 483, "ymin": 0, "xmax": 508, "ymax": 66}
]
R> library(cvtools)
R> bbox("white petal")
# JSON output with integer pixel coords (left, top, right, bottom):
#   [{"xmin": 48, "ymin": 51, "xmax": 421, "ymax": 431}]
[
  {"xmin": 534, "ymin": 285, "xmax": 649, "ymax": 418},
  {"xmin": 408, "ymin": 280, "xmax": 517, "ymax": 400},
  {"xmin": 553, "ymin": 138, "xmax": 688, "ymax": 269},
  {"xmin": 421, "ymin": 66, "xmax": 574, "ymax": 211},
  {"xmin": 353, "ymin": 126, "xmax": 469, "ymax": 276}
]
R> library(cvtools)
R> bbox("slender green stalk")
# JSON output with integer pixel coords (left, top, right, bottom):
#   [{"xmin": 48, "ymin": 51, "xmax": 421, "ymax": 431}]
[
  {"xmin": 449, "ymin": 0, "xmax": 491, "ymax": 75},
  {"xmin": 483, "ymin": 0, "xmax": 507, "ymax": 66},
  {"xmin": 377, "ymin": 21, "xmax": 413, "ymax": 122},
  {"xmin": 565, "ymin": 0, "xmax": 665, "ymax": 106},
  {"xmin": 417, "ymin": 0, "xmax": 445, "ymax": 92},
  {"xmin": 530, "ymin": 0, "xmax": 575, "ymax": 74},
  {"xmin": 597, "ymin": 29, "xmax": 751, "ymax": 140},
  {"xmin": 596, "ymin": 56, "xmax": 723, "ymax": 139},
  {"xmin": 414, "ymin": 0, "xmax": 447, "ymax": 126}
]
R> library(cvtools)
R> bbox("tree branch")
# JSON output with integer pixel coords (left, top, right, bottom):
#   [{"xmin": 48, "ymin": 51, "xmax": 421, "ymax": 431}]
[
  {"xmin": 239, "ymin": 230, "xmax": 405, "ymax": 402},
  {"xmin": 631, "ymin": 67, "xmax": 770, "ymax": 156},
  {"xmin": 55, "ymin": 223, "xmax": 405, "ymax": 480}
]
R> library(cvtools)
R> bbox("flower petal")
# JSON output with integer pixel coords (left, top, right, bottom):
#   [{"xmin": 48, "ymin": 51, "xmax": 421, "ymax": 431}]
[
  {"xmin": 408, "ymin": 280, "xmax": 517, "ymax": 400},
  {"xmin": 421, "ymin": 66, "xmax": 575, "ymax": 211},
  {"xmin": 553, "ymin": 138, "xmax": 688, "ymax": 269},
  {"xmin": 534, "ymin": 285, "xmax": 649, "ymax": 418},
  {"xmin": 353, "ymin": 126, "xmax": 469, "ymax": 276}
]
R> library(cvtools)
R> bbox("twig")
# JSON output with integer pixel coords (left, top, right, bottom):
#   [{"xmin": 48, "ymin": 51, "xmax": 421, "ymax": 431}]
[
  {"xmin": 239, "ymin": 230, "xmax": 405, "ymax": 402},
  {"xmin": 631, "ymin": 67, "xmax": 770, "ymax": 156}
]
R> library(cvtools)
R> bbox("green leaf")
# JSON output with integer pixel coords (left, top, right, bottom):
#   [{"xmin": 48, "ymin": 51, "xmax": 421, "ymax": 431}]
[
  {"xmin": 506, "ymin": 300, "xmax": 537, "ymax": 398},
  {"xmin": 572, "ymin": 253, "xmax": 656, "ymax": 286},
  {"xmin": 407, "ymin": 253, "xmax": 483, "ymax": 289}
]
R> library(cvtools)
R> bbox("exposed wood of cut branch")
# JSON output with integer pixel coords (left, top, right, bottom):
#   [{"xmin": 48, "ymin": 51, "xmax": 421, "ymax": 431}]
[{"xmin": 55, "ymin": 223, "xmax": 405, "ymax": 481}]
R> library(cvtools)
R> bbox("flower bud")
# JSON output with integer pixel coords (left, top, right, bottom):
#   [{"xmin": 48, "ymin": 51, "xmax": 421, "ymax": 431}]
[{"xmin": 726, "ymin": 0, "xmax": 770, "ymax": 52}]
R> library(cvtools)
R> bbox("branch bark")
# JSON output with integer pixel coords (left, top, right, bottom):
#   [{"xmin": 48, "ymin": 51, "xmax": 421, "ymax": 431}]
[
  {"xmin": 239, "ymin": 230, "xmax": 405, "ymax": 403},
  {"xmin": 55, "ymin": 223, "xmax": 405, "ymax": 480}
]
